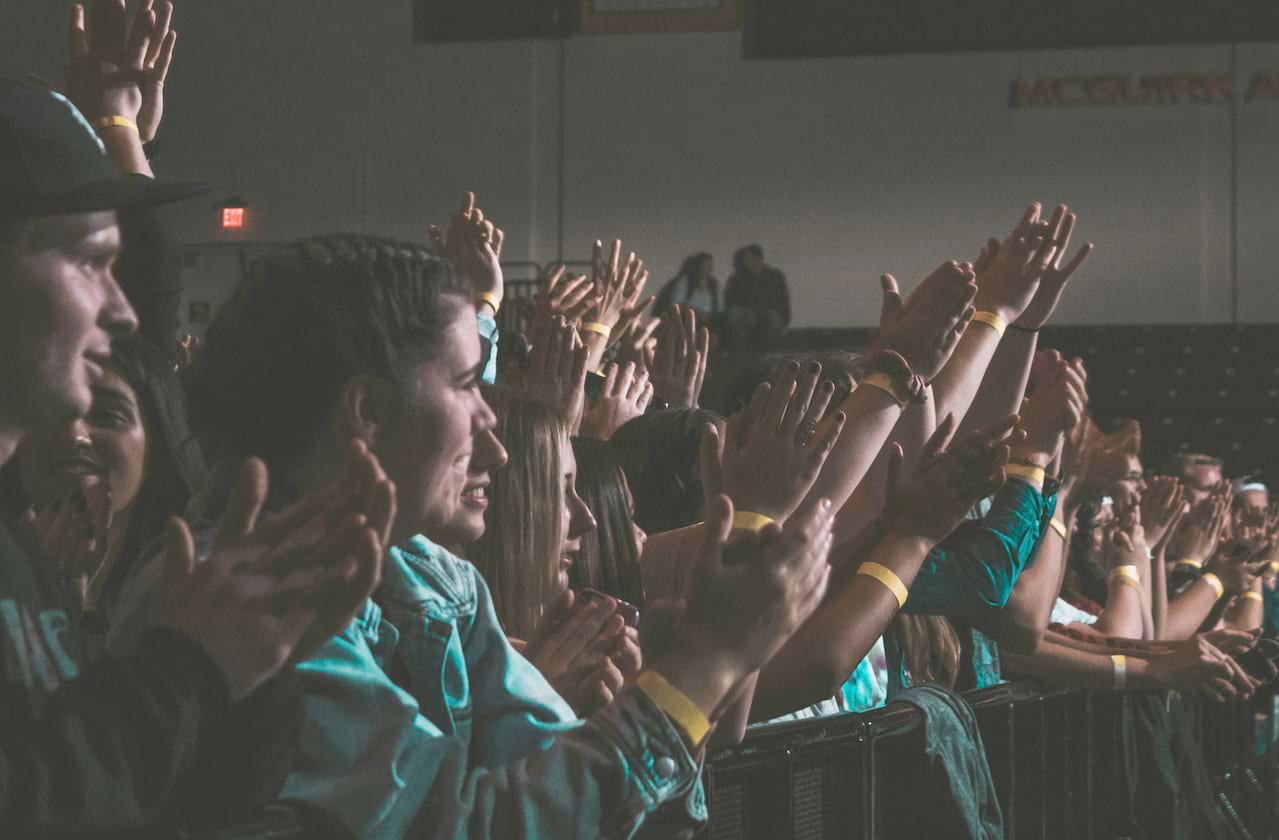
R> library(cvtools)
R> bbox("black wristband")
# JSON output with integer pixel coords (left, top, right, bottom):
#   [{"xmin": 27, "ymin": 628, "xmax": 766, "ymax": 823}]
[{"xmin": 1009, "ymin": 324, "xmax": 1040, "ymax": 334}]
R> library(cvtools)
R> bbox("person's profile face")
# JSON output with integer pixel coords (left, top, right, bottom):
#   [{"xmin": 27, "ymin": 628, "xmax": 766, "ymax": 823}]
[
  {"xmin": 371, "ymin": 305, "xmax": 495, "ymax": 544},
  {"xmin": 18, "ymin": 363, "xmax": 148, "ymax": 516},
  {"xmin": 699, "ymin": 255, "xmax": 714, "ymax": 278},
  {"xmin": 427, "ymin": 426, "xmax": 508, "ymax": 548},
  {"xmin": 0, "ymin": 211, "xmax": 137, "ymax": 434}
]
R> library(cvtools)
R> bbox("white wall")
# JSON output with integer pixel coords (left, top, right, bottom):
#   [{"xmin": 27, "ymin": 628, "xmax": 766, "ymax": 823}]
[{"xmin": 5, "ymin": 2, "xmax": 1279, "ymax": 331}]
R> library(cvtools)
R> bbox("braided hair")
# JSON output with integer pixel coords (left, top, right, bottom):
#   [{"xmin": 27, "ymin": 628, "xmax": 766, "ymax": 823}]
[{"xmin": 186, "ymin": 234, "xmax": 467, "ymax": 482}]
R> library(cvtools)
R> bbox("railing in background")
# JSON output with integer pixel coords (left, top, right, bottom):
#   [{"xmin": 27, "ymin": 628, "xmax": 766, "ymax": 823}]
[{"xmin": 702, "ymin": 682, "xmax": 1279, "ymax": 840}]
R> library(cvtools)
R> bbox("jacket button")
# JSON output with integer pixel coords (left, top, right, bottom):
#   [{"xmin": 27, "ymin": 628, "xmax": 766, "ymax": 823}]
[{"xmin": 655, "ymin": 756, "xmax": 677, "ymax": 778}]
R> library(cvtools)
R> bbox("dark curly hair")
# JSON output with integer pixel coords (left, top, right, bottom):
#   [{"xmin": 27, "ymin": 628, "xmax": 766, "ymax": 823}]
[{"xmin": 185, "ymin": 234, "xmax": 467, "ymax": 481}]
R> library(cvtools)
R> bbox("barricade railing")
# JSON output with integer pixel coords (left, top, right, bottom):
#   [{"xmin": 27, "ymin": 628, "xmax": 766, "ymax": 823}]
[{"xmin": 702, "ymin": 682, "xmax": 1278, "ymax": 840}]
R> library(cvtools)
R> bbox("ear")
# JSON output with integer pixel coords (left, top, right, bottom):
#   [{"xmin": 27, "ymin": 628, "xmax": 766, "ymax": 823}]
[{"xmin": 335, "ymin": 376, "xmax": 400, "ymax": 447}]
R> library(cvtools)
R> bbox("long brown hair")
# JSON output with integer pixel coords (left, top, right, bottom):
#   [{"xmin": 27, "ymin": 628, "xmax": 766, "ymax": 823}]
[
  {"xmin": 893, "ymin": 614, "xmax": 962, "ymax": 689},
  {"xmin": 465, "ymin": 386, "xmax": 567, "ymax": 640}
]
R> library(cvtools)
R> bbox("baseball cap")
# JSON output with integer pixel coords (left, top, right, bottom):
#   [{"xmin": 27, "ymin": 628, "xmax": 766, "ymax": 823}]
[{"xmin": 0, "ymin": 77, "xmax": 206, "ymax": 218}]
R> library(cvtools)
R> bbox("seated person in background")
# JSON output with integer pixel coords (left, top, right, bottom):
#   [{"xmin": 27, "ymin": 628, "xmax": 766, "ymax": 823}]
[
  {"xmin": 655, "ymin": 252, "xmax": 720, "ymax": 327},
  {"xmin": 725, "ymin": 244, "xmax": 790, "ymax": 352}
]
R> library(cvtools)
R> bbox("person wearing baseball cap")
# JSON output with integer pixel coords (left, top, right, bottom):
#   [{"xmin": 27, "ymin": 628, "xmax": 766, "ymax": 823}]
[{"xmin": 0, "ymin": 30, "xmax": 360, "ymax": 839}]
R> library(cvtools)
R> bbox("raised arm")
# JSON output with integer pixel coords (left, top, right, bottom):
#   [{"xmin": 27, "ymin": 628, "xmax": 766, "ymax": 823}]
[
  {"xmin": 930, "ymin": 203, "xmax": 1062, "ymax": 428},
  {"xmin": 807, "ymin": 261, "xmax": 976, "ymax": 524},
  {"xmin": 749, "ymin": 417, "xmax": 1012, "ymax": 720}
]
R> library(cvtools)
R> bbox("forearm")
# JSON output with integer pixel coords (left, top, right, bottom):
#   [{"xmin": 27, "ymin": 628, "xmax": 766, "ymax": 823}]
[
  {"xmin": 97, "ymin": 124, "xmax": 153, "ymax": 177},
  {"xmin": 1222, "ymin": 579, "xmax": 1264, "ymax": 631},
  {"xmin": 957, "ymin": 329, "xmax": 1036, "ymax": 437},
  {"xmin": 1000, "ymin": 634, "xmax": 1161, "ymax": 690},
  {"xmin": 750, "ymin": 533, "xmax": 932, "ymax": 721},
  {"xmin": 802, "ymin": 387, "xmax": 904, "ymax": 516},
  {"xmin": 994, "ymin": 524, "xmax": 1067, "ymax": 653},
  {"xmin": 1163, "ymin": 578, "xmax": 1223, "ymax": 640},
  {"xmin": 1089, "ymin": 578, "xmax": 1145, "ymax": 639},
  {"xmin": 1151, "ymin": 547, "xmax": 1169, "ymax": 640},
  {"xmin": 832, "ymin": 392, "xmax": 935, "ymax": 545},
  {"xmin": 928, "ymin": 324, "xmax": 1004, "ymax": 431},
  {"xmin": 583, "ymin": 332, "xmax": 610, "ymax": 374}
]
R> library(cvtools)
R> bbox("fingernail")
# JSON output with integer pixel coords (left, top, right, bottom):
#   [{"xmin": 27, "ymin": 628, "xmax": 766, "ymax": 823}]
[
  {"xmin": 806, "ymin": 361, "xmax": 820, "ymax": 374},
  {"xmin": 822, "ymin": 381, "xmax": 835, "ymax": 392},
  {"xmin": 786, "ymin": 361, "xmax": 800, "ymax": 373}
]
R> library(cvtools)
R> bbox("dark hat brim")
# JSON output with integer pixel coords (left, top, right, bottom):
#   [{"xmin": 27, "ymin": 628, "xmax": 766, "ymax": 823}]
[{"xmin": 12, "ymin": 173, "xmax": 209, "ymax": 218}]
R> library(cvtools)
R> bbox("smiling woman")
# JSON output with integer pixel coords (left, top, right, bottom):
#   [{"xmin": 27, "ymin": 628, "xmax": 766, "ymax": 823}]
[{"xmin": 2, "ymin": 335, "xmax": 207, "ymax": 614}]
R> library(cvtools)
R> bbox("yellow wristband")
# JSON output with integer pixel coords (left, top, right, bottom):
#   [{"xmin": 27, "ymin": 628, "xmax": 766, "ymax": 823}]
[
  {"xmin": 635, "ymin": 670, "xmax": 710, "ymax": 747},
  {"xmin": 1005, "ymin": 463, "xmax": 1046, "ymax": 486},
  {"xmin": 1242, "ymin": 591, "xmax": 1264, "ymax": 604},
  {"xmin": 1111, "ymin": 654, "xmax": 1127, "ymax": 690},
  {"xmin": 970, "ymin": 310, "xmax": 1007, "ymax": 338},
  {"xmin": 1049, "ymin": 518, "xmax": 1068, "ymax": 539},
  {"xmin": 1109, "ymin": 564, "xmax": 1140, "ymax": 582},
  {"xmin": 1111, "ymin": 575, "xmax": 1143, "ymax": 595},
  {"xmin": 475, "ymin": 292, "xmax": 501, "ymax": 314},
  {"xmin": 731, "ymin": 511, "xmax": 774, "ymax": 532},
  {"xmin": 582, "ymin": 321, "xmax": 612, "ymax": 339},
  {"xmin": 1176, "ymin": 558, "xmax": 1203, "ymax": 569},
  {"xmin": 92, "ymin": 115, "xmax": 138, "ymax": 133},
  {"xmin": 1200, "ymin": 572, "xmax": 1225, "ymax": 600},
  {"xmin": 857, "ymin": 561, "xmax": 909, "ymax": 609},
  {"xmin": 861, "ymin": 372, "xmax": 908, "ymax": 408}
]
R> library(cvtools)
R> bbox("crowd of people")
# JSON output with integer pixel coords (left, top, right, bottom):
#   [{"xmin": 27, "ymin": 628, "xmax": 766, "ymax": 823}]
[{"xmin": 0, "ymin": 2, "xmax": 1277, "ymax": 837}]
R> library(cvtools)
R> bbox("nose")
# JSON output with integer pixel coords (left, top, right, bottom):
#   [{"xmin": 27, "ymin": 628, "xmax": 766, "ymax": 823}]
[
  {"xmin": 56, "ymin": 418, "xmax": 92, "ymax": 448},
  {"xmin": 475, "ymin": 428, "xmax": 508, "ymax": 472},
  {"xmin": 569, "ymin": 493, "xmax": 597, "ymax": 539},
  {"xmin": 101, "ymin": 273, "xmax": 139, "ymax": 339}
]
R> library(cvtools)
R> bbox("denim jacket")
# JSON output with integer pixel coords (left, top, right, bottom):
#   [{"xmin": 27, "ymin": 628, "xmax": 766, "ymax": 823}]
[{"xmin": 282, "ymin": 536, "xmax": 704, "ymax": 839}]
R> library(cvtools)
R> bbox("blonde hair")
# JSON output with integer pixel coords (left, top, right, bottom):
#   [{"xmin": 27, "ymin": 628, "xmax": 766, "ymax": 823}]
[
  {"xmin": 466, "ymin": 386, "xmax": 568, "ymax": 640},
  {"xmin": 893, "ymin": 614, "xmax": 962, "ymax": 689}
]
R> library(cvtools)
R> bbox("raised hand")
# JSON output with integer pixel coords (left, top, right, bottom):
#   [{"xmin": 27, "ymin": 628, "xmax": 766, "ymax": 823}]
[
  {"xmin": 25, "ymin": 479, "xmax": 113, "ymax": 610},
  {"xmin": 972, "ymin": 203, "xmax": 1060, "ymax": 323},
  {"xmin": 536, "ymin": 265, "xmax": 597, "ymax": 323},
  {"xmin": 1141, "ymin": 476, "xmax": 1186, "ymax": 550},
  {"xmin": 881, "ymin": 414, "xmax": 1016, "ymax": 544},
  {"xmin": 585, "ymin": 239, "xmax": 649, "ymax": 331},
  {"xmin": 428, "ymin": 192, "xmax": 505, "ymax": 307},
  {"xmin": 109, "ymin": 442, "xmax": 393, "ymax": 702},
  {"xmin": 67, "ymin": 0, "xmax": 172, "ymax": 130},
  {"xmin": 612, "ymin": 313, "xmax": 660, "ymax": 373},
  {"xmin": 676, "ymin": 493, "xmax": 837, "ymax": 676},
  {"xmin": 511, "ymin": 315, "xmax": 588, "ymax": 429},
  {"xmin": 649, "ymin": 305, "xmax": 710, "ymax": 409},
  {"xmin": 1168, "ymin": 492, "xmax": 1230, "ymax": 566},
  {"xmin": 522, "ymin": 588, "xmax": 627, "ymax": 717},
  {"xmin": 1014, "ymin": 206, "xmax": 1093, "ymax": 330},
  {"xmin": 1207, "ymin": 538, "xmax": 1271, "ymax": 597},
  {"xmin": 872, "ymin": 261, "xmax": 977, "ymax": 382},
  {"xmin": 1012, "ymin": 351, "xmax": 1086, "ymax": 467},
  {"xmin": 1103, "ymin": 505, "xmax": 1149, "ymax": 572},
  {"xmin": 700, "ymin": 361, "xmax": 845, "ymax": 525},
  {"xmin": 579, "ymin": 362, "xmax": 653, "ymax": 441}
]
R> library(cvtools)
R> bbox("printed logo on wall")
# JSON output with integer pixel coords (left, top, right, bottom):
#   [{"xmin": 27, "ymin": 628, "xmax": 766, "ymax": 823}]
[{"xmin": 1010, "ymin": 71, "xmax": 1279, "ymax": 108}]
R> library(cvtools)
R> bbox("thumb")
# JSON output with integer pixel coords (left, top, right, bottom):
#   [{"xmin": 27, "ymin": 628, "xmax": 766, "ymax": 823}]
[
  {"xmin": 879, "ymin": 274, "xmax": 903, "ymax": 326},
  {"xmin": 884, "ymin": 442, "xmax": 905, "ymax": 501},
  {"xmin": 215, "ymin": 457, "xmax": 269, "ymax": 545},
  {"xmin": 699, "ymin": 424, "xmax": 726, "ymax": 505},
  {"xmin": 699, "ymin": 494, "xmax": 735, "ymax": 568}
]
